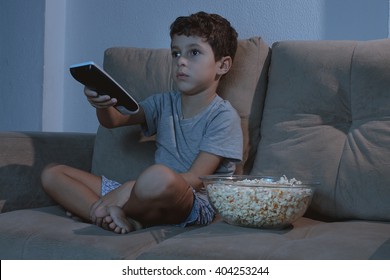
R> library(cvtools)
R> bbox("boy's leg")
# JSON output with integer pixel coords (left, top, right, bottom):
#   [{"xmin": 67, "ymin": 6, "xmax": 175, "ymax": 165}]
[
  {"xmin": 100, "ymin": 164, "xmax": 194, "ymax": 233},
  {"xmin": 41, "ymin": 164, "xmax": 102, "ymax": 221},
  {"xmin": 42, "ymin": 164, "xmax": 137, "ymax": 233},
  {"xmin": 42, "ymin": 163, "xmax": 195, "ymax": 233},
  {"xmin": 116, "ymin": 164, "xmax": 194, "ymax": 227}
]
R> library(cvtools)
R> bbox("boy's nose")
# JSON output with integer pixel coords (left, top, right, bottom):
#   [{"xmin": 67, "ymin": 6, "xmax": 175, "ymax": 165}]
[{"xmin": 177, "ymin": 56, "xmax": 187, "ymax": 66}]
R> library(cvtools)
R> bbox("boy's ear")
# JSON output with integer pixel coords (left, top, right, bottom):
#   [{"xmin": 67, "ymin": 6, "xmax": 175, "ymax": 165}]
[{"xmin": 216, "ymin": 56, "xmax": 233, "ymax": 76}]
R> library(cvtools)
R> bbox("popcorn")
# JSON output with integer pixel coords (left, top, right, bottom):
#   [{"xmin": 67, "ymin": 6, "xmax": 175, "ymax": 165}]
[{"xmin": 206, "ymin": 176, "xmax": 313, "ymax": 228}]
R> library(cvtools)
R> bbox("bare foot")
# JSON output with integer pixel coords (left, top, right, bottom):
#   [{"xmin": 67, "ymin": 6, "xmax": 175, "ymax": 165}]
[
  {"xmin": 89, "ymin": 182, "xmax": 134, "ymax": 225},
  {"xmin": 103, "ymin": 206, "xmax": 141, "ymax": 234}
]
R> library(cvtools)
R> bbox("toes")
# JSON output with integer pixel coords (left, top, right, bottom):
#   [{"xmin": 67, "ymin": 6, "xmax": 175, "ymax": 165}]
[
  {"xmin": 96, "ymin": 206, "xmax": 135, "ymax": 234},
  {"xmin": 104, "ymin": 215, "xmax": 113, "ymax": 224},
  {"xmin": 109, "ymin": 222, "xmax": 117, "ymax": 230}
]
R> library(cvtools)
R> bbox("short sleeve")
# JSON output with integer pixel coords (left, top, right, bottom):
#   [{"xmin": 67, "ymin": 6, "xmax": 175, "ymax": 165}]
[{"xmin": 200, "ymin": 100, "xmax": 243, "ymax": 162}]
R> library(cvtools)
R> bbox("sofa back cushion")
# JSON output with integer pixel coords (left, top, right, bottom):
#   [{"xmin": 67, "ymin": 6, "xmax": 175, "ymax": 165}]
[
  {"xmin": 251, "ymin": 39, "xmax": 390, "ymax": 221},
  {"xmin": 91, "ymin": 37, "xmax": 271, "ymax": 183}
]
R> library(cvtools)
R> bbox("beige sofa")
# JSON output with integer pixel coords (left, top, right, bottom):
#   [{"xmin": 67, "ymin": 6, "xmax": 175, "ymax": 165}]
[{"xmin": 1, "ymin": 37, "xmax": 389, "ymax": 259}]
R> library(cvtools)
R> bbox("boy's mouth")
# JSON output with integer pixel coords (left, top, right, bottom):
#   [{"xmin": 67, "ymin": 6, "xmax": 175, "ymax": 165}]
[{"xmin": 176, "ymin": 72, "xmax": 189, "ymax": 79}]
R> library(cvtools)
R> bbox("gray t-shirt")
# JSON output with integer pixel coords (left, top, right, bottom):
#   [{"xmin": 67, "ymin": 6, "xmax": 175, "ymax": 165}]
[{"xmin": 140, "ymin": 92, "xmax": 243, "ymax": 175}]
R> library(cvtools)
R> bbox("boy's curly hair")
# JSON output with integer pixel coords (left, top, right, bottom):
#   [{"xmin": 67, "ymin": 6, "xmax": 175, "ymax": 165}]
[{"xmin": 170, "ymin": 11, "xmax": 238, "ymax": 61}]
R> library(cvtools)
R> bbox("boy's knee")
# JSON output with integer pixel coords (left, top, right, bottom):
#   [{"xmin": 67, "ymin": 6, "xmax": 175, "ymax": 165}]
[
  {"xmin": 135, "ymin": 164, "xmax": 181, "ymax": 199},
  {"xmin": 41, "ymin": 164, "xmax": 64, "ymax": 189},
  {"xmin": 149, "ymin": 164, "xmax": 177, "ymax": 183}
]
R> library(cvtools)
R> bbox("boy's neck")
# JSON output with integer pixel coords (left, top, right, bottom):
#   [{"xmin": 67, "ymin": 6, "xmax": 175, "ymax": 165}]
[{"xmin": 181, "ymin": 90, "xmax": 217, "ymax": 119}]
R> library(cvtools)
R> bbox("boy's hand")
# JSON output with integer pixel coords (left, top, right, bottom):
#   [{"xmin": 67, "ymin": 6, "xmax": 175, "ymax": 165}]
[{"xmin": 84, "ymin": 87, "xmax": 117, "ymax": 109}]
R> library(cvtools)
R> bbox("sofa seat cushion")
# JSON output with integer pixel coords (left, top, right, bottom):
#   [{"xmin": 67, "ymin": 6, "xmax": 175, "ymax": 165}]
[
  {"xmin": 251, "ymin": 39, "xmax": 390, "ymax": 221},
  {"xmin": 137, "ymin": 218, "xmax": 390, "ymax": 260},
  {"xmin": 0, "ymin": 206, "xmax": 194, "ymax": 259}
]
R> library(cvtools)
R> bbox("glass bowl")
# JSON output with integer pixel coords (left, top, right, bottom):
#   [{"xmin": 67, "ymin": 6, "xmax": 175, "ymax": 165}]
[{"xmin": 201, "ymin": 175, "xmax": 318, "ymax": 229}]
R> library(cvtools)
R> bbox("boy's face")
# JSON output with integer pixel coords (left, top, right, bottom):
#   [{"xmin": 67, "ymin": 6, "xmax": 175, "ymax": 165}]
[{"xmin": 171, "ymin": 35, "xmax": 225, "ymax": 96}]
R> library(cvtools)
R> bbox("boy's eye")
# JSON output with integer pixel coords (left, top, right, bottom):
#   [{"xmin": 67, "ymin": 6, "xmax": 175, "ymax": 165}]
[
  {"xmin": 171, "ymin": 51, "xmax": 181, "ymax": 58},
  {"xmin": 171, "ymin": 49, "xmax": 200, "ymax": 58},
  {"xmin": 190, "ymin": 49, "xmax": 200, "ymax": 56}
]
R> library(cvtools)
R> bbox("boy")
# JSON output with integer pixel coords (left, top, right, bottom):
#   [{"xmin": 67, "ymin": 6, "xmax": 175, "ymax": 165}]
[{"xmin": 41, "ymin": 11, "xmax": 243, "ymax": 234}]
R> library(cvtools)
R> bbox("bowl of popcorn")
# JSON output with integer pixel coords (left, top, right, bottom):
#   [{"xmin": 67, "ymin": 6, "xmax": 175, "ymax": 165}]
[{"xmin": 201, "ymin": 175, "xmax": 318, "ymax": 229}]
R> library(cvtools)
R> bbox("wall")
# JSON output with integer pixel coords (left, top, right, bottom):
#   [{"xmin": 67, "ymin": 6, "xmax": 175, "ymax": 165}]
[
  {"xmin": 0, "ymin": 0, "xmax": 45, "ymax": 131},
  {"xmin": 324, "ymin": 0, "xmax": 389, "ymax": 39},
  {"xmin": 0, "ymin": 0, "xmax": 389, "ymax": 133}
]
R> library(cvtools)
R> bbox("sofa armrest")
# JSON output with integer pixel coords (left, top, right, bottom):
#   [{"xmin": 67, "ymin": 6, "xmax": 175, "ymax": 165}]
[{"xmin": 0, "ymin": 131, "xmax": 95, "ymax": 213}]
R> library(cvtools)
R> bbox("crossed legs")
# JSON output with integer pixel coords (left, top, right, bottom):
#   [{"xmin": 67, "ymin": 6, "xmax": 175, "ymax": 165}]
[{"xmin": 41, "ymin": 164, "xmax": 194, "ymax": 234}]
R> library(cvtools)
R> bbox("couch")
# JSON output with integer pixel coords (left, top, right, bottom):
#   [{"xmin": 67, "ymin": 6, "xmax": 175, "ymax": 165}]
[{"xmin": 1, "ymin": 37, "xmax": 389, "ymax": 260}]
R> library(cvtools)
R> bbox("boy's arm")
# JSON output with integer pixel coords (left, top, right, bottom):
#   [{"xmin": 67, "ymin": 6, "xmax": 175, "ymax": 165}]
[
  {"xmin": 181, "ymin": 151, "xmax": 223, "ymax": 191},
  {"xmin": 96, "ymin": 106, "xmax": 145, "ymax": 128}
]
